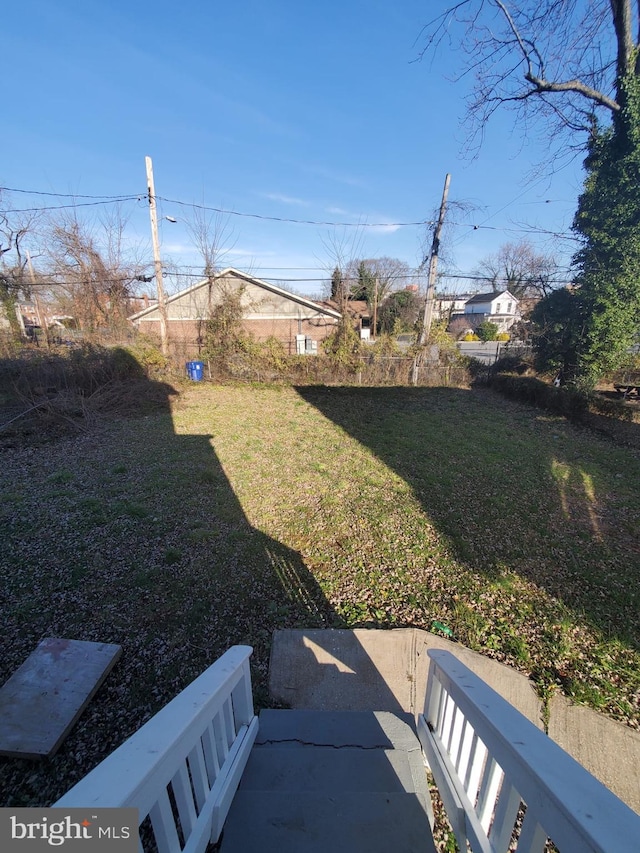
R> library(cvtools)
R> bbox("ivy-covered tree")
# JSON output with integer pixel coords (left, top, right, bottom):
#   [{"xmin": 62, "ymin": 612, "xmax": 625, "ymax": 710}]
[
  {"xmin": 203, "ymin": 282, "xmax": 250, "ymax": 364},
  {"xmin": 569, "ymin": 78, "xmax": 640, "ymax": 388},
  {"xmin": 419, "ymin": 1, "xmax": 640, "ymax": 388},
  {"xmin": 322, "ymin": 311, "xmax": 361, "ymax": 365}
]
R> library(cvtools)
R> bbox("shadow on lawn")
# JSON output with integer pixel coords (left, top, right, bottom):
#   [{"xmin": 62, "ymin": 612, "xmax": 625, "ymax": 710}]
[
  {"xmin": 294, "ymin": 384, "xmax": 640, "ymax": 653},
  {"xmin": 0, "ymin": 368, "xmax": 404, "ymax": 808}
]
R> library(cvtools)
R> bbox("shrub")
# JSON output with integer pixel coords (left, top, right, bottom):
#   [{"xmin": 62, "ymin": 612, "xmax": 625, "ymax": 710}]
[
  {"xmin": 492, "ymin": 355, "xmax": 533, "ymax": 375},
  {"xmin": 486, "ymin": 374, "xmax": 589, "ymax": 419},
  {"xmin": 322, "ymin": 315, "xmax": 361, "ymax": 367},
  {"xmin": 476, "ymin": 320, "xmax": 500, "ymax": 341},
  {"xmin": 124, "ymin": 338, "xmax": 170, "ymax": 375},
  {"xmin": 368, "ymin": 333, "xmax": 403, "ymax": 357}
]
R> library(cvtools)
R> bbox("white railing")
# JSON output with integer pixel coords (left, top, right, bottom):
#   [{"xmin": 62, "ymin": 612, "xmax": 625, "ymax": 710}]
[
  {"xmin": 418, "ymin": 649, "xmax": 640, "ymax": 853},
  {"xmin": 54, "ymin": 645, "xmax": 258, "ymax": 853}
]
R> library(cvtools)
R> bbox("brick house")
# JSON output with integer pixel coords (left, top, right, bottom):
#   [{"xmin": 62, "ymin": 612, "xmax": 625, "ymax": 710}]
[{"xmin": 129, "ymin": 268, "xmax": 342, "ymax": 356}]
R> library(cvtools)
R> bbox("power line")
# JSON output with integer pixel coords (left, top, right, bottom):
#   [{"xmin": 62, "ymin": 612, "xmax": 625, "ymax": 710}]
[
  {"xmin": 155, "ymin": 196, "xmax": 432, "ymax": 228},
  {"xmin": 0, "ymin": 186, "xmax": 139, "ymax": 200},
  {"xmin": 28, "ymin": 269, "xmax": 575, "ymax": 286},
  {"xmin": 0, "ymin": 183, "xmax": 577, "ymax": 240},
  {"xmin": 436, "ymin": 272, "xmax": 575, "ymax": 284},
  {"xmin": 0, "ymin": 198, "xmax": 141, "ymax": 214}
]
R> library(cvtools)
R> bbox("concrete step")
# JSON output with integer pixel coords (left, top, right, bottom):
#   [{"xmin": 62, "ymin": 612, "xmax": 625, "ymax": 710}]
[
  {"xmin": 255, "ymin": 709, "xmax": 419, "ymax": 751},
  {"xmin": 219, "ymin": 790, "xmax": 437, "ymax": 853},
  {"xmin": 239, "ymin": 746, "xmax": 423, "ymax": 793},
  {"xmin": 219, "ymin": 709, "xmax": 436, "ymax": 852}
]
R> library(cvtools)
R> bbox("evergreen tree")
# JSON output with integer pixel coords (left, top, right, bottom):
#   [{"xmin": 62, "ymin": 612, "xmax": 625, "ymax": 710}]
[
  {"xmin": 350, "ymin": 261, "xmax": 375, "ymax": 302},
  {"xmin": 330, "ymin": 267, "xmax": 344, "ymax": 302}
]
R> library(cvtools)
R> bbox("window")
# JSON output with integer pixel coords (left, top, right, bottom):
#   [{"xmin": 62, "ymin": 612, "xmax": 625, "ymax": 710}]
[{"xmin": 496, "ymin": 303, "xmax": 502, "ymax": 313}]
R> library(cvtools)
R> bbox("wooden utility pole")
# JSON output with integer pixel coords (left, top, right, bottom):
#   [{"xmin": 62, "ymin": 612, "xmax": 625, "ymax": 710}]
[
  {"xmin": 145, "ymin": 156, "xmax": 170, "ymax": 357},
  {"xmin": 418, "ymin": 173, "xmax": 451, "ymax": 346},
  {"xmin": 26, "ymin": 250, "xmax": 49, "ymax": 349},
  {"xmin": 372, "ymin": 277, "xmax": 379, "ymax": 341}
]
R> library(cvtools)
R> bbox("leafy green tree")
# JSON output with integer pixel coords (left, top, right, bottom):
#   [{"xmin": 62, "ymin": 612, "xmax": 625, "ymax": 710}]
[
  {"xmin": 530, "ymin": 287, "xmax": 582, "ymax": 379},
  {"xmin": 476, "ymin": 320, "xmax": 500, "ymax": 341},
  {"xmin": 378, "ymin": 290, "xmax": 421, "ymax": 334}
]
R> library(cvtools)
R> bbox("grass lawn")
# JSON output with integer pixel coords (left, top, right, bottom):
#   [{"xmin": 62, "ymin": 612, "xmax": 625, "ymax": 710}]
[{"xmin": 1, "ymin": 381, "xmax": 639, "ymax": 807}]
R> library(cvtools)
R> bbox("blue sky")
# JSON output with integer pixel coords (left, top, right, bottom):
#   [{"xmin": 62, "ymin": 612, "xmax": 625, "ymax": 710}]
[{"xmin": 3, "ymin": 0, "xmax": 585, "ymax": 296}]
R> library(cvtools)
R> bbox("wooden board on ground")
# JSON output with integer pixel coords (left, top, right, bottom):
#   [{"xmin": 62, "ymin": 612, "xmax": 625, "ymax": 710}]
[{"xmin": 0, "ymin": 638, "xmax": 122, "ymax": 759}]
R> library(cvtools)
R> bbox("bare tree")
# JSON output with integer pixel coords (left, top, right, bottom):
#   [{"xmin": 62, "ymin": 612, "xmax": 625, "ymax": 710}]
[
  {"xmin": 317, "ymin": 226, "xmax": 366, "ymax": 308},
  {"xmin": 0, "ymin": 195, "xmax": 41, "ymax": 340},
  {"xmin": 475, "ymin": 240, "xmax": 561, "ymax": 298},
  {"xmin": 185, "ymin": 206, "xmax": 235, "ymax": 279},
  {"xmin": 418, "ymin": 1, "xmax": 637, "ymax": 155},
  {"xmin": 46, "ymin": 209, "xmax": 142, "ymax": 334}
]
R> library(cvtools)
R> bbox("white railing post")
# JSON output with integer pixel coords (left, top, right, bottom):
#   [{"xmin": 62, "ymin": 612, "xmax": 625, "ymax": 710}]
[
  {"xmin": 417, "ymin": 649, "xmax": 640, "ymax": 853},
  {"xmin": 54, "ymin": 645, "xmax": 258, "ymax": 853},
  {"xmin": 231, "ymin": 655, "xmax": 254, "ymax": 728}
]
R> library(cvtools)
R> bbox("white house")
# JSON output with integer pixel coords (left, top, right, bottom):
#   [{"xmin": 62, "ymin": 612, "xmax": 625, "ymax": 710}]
[
  {"xmin": 463, "ymin": 290, "xmax": 520, "ymax": 331},
  {"xmin": 434, "ymin": 292, "xmax": 476, "ymax": 321}
]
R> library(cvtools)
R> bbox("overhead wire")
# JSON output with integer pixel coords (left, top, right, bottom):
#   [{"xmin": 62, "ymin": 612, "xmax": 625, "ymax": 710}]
[
  {"xmin": 0, "ymin": 183, "xmax": 577, "ymax": 241},
  {"xmin": 0, "ymin": 186, "xmax": 141, "ymax": 200},
  {"xmin": 0, "ymin": 199, "xmax": 142, "ymax": 214},
  {"xmin": 155, "ymin": 196, "xmax": 432, "ymax": 228}
]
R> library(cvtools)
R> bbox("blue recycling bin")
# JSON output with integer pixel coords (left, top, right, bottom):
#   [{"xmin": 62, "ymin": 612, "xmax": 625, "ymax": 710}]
[{"xmin": 186, "ymin": 360, "xmax": 205, "ymax": 381}]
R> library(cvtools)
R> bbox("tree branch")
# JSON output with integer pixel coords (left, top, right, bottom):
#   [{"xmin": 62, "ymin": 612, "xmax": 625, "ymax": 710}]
[
  {"xmin": 523, "ymin": 71, "xmax": 621, "ymax": 111},
  {"xmin": 417, "ymin": 0, "xmax": 632, "ymax": 160}
]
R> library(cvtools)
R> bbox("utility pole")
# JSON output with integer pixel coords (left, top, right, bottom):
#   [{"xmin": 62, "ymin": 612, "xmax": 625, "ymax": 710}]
[
  {"xmin": 145, "ymin": 156, "xmax": 170, "ymax": 357},
  {"xmin": 418, "ymin": 173, "xmax": 451, "ymax": 346},
  {"xmin": 372, "ymin": 277, "xmax": 379, "ymax": 341},
  {"xmin": 26, "ymin": 250, "xmax": 49, "ymax": 349}
]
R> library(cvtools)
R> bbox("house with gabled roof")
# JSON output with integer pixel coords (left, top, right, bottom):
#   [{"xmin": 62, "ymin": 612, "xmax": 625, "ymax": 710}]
[
  {"xmin": 463, "ymin": 289, "xmax": 520, "ymax": 332},
  {"xmin": 129, "ymin": 268, "xmax": 342, "ymax": 356}
]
